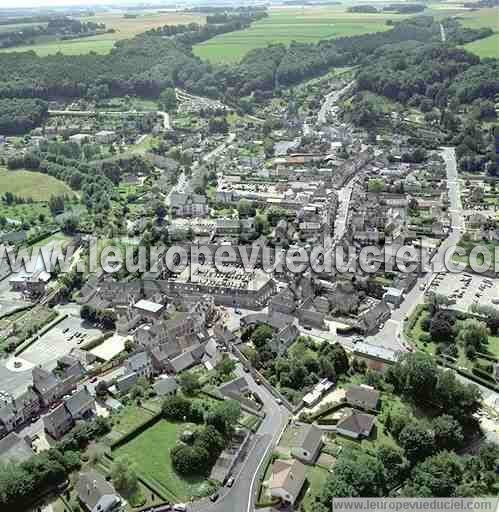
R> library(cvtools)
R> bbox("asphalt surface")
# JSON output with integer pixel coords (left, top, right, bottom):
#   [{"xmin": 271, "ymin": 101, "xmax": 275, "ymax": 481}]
[
  {"xmin": 191, "ymin": 365, "xmax": 289, "ymax": 512},
  {"xmin": 359, "ymin": 147, "xmax": 464, "ymax": 352}
]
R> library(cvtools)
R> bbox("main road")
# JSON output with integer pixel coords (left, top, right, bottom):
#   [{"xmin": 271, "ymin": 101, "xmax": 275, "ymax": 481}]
[
  {"xmin": 357, "ymin": 147, "xmax": 464, "ymax": 352},
  {"xmin": 192, "ymin": 365, "xmax": 289, "ymax": 512},
  {"xmin": 318, "ymin": 81, "xmax": 355, "ymax": 125}
]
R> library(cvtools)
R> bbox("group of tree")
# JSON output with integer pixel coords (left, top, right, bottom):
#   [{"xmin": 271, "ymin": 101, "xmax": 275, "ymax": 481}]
[
  {"xmin": 162, "ymin": 395, "xmax": 241, "ymax": 476},
  {"xmin": 80, "ymin": 304, "xmax": 117, "ymax": 329},
  {"xmin": 314, "ymin": 441, "xmax": 499, "ymax": 508},
  {"xmin": 386, "ymin": 352, "xmax": 482, "ymax": 421},
  {"xmin": 0, "ymin": 417, "xmax": 110, "ymax": 509}
]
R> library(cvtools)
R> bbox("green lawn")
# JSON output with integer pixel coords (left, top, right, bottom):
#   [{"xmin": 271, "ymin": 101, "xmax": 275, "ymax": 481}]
[
  {"xmin": 0, "ymin": 168, "xmax": 74, "ymax": 201},
  {"xmin": 115, "ymin": 420, "xmax": 212, "ymax": 502},
  {"xmin": 302, "ymin": 465, "xmax": 329, "ymax": 512},
  {"xmin": 112, "ymin": 405, "xmax": 155, "ymax": 436},
  {"xmin": 194, "ymin": 7, "xmax": 402, "ymax": 64}
]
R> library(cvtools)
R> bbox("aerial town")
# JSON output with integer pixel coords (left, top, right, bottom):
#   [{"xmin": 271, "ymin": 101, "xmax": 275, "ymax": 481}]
[{"xmin": 0, "ymin": 2, "xmax": 497, "ymax": 512}]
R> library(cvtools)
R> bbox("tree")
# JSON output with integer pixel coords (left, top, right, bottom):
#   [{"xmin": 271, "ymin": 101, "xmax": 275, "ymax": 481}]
[
  {"xmin": 162, "ymin": 395, "xmax": 191, "ymax": 421},
  {"xmin": 319, "ymin": 449, "xmax": 385, "ymax": 504},
  {"xmin": 61, "ymin": 216, "xmax": 79, "ymax": 235},
  {"xmin": 95, "ymin": 381, "xmax": 108, "ymax": 398},
  {"xmin": 237, "ymin": 199, "xmax": 256, "ymax": 218},
  {"xmin": 206, "ymin": 400, "xmax": 241, "ymax": 436},
  {"xmin": 251, "ymin": 325, "xmax": 273, "ymax": 349},
  {"xmin": 110, "ymin": 456, "xmax": 139, "ymax": 495},
  {"xmin": 215, "ymin": 354, "xmax": 236, "ymax": 379},
  {"xmin": 179, "ymin": 373, "xmax": 200, "ymax": 396},
  {"xmin": 457, "ymin": 318, "xmax": 489, "ymax": 352},
  {"xmin": 432, "ymin": 415, "xmax": 464, "ymax": 451},
  {"xmin": 398, "ymin": 421, "xmax": 435, "ymax": 464},
  {"xmin": 171, "ymin": 444, "xmax": 210, "ymax": 476},
  {"xmin": 159, "ymin": 87, "xmax": 177, "ymax": 112},
  {"xmin": 430, "ymin": 310, "xmax": 455, "ymax": 343},
  {"xmin": 405, "ymin": 452, "xmax": 464, "ymax": 497},
  {"xmin": 376, "ymin": 443, "xmax": 409, "ymax": 489}
]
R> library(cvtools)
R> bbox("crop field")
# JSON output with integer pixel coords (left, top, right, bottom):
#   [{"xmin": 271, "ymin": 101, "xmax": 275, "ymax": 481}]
[
  {"xmin": 457, "ymin": 7, "xmax": 499, "ymax": 59},
  {"xmin": 0, "ymin": 168, "xmax": 74, "ymax": 201},
  {"xmin": 193, "ymin": 7, "xmax": 406, "ymax": 64},
  {"xmin": 0, "ymin": 11, "xmax": 205, "ymax": 56}
]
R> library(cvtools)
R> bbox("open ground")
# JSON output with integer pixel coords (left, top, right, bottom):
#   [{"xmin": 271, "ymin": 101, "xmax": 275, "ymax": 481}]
[
  {"xmin": 0, "ymin": 168, "xmax": 74, "ymax": 201},
  {"xmin": 0, "ymin": 11, "xmax": 205, "ymax": 56},
  {"xmin": 193, "ymin": 6, "xmax": 406, "ymax": 64}
]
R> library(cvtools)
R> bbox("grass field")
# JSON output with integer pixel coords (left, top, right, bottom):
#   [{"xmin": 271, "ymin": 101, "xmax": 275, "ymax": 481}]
[
  {"xmin": 111, "ymin": 405, "xmax": 155, "ymax": 436},
  {"xmin": 0, "ymin": 168, "xmax": 74, "ymax": 201},
  {"xmin": 115, "ymin": 419, "xmax": 212, "ymax": 502},
  {"xmin": 0, "ymin": 11, "xmax": 205, "ymax": 56},
  {"xmin": 458, "ymin": 7, "xmax": 499, "ymax": 59},
  {"xmin": 193, "ymin": 7, "xmax": 404, "ymax": 64}
]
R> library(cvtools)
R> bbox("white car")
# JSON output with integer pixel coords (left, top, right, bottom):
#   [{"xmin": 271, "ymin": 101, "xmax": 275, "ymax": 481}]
[{"xmin": 173, "ymin": 505, "xmax": 187, "ymax": 512}]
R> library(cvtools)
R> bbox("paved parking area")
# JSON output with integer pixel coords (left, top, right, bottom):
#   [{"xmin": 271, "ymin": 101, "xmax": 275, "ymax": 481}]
[
  {"xmin": 19, "ymin": 315, "xmax": 103, "ymax": 370},
  {"xmin": 0, "ymin": 278, "xmax": 32, "ymax": 318},
  {"xmin": 428, "ymin": 272, "xmax": 498, "ymax": 312}
]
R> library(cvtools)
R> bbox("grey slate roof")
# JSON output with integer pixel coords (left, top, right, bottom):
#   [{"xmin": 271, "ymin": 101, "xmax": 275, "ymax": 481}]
[
  {"xmin": 65, "ymin": 387, "xmax": 94, "ymax": 419},
  {"xmin": 153, "ymin": 377, "xmax": 178, "ymax": 396},
  {"xmin": 346, "ymin": 385, "xmax": 380, "ymax": 410},
  {"xmin": 75, "ymin": 470, "xmax": 119, "ymax": 512},
  {"xmin": 0, "ymin": 432, "xmax": 34, "ymax": 463},
  {"xmin": 337, "ymin": 411, "xmax": 375, "ymax": 437},
  {"xmin": 293, "ymin": 423, "xmax": 323, "ymax": 454}
]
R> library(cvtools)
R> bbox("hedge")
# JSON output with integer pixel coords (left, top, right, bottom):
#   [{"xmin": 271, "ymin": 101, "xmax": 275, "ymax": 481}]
[
  {"xmin": 80, "ymin": 331, "xmax": 113, "ymax": 351},
  {"xmin": 437, "ymin": 359, "xmax": 499, "ymax": 392},
  {"xmin": 110, "ymin": 411, "xmax": 163, "ymax": 450},
  {"xmin": 14, "ymin": 313, "xmax": 67, "ymax": 356}
]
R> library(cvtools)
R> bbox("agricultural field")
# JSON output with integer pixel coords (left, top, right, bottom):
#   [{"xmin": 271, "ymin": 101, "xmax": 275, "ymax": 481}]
[
  {"xmin": 193, "ymin": 7, "xmax": 405, "ymax": 64},
  {"xmin": 0, "ymin": 168, "xmax": 74, "ymax": 201},
  {"xmin": 459, "ymin": 7, "xmax": 499, "ymax": 59},
  {"xmin": 0, "ymin": 11, "xmax": 205, "ymax": 56}
]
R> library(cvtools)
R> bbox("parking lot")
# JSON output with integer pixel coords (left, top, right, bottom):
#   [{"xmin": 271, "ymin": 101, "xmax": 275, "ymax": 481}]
[
  {"xmin": 18, "ymin": 315, "xmax": 103, "ymax": 371},
  {"xmin": 428, "ymin": 272, "xmax": 498, "ymax": 312}
]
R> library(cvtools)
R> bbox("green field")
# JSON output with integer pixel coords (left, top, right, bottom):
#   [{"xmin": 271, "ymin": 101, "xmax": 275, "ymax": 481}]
[
  {"xmin": 194, "ymin": 7, "xmax": 404, "ymax": 64},
  {"xmin": 0, "ymin": 168, "xmax": 74, "ymax": 201},
  {"xmin": 463, "ymin": 33, "xmax": 499, "ymax": 59},
  {"xmin": 115, "ymin": 420, "xmax": 213, "ymax": 502},
  {"xmin": 0, "ymin": 11, "xmax": 204, "ymax": 56},
  {"xmin": 459, "ymin": 7, "xmax": 499, "ymax": 59}
]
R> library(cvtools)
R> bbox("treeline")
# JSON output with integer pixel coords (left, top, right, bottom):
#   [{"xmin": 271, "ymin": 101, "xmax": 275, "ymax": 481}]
[
  {"xmin": 0, "ymin": 98, "xmax": 48, "ymax": 135},
  {"xmin": 348, "ymin": 5, "xmax": 379, "ymax": 13},
  {"xmin": 0, "ymin": 16, "xmax": 106, "ymax": 49},
  {"xmin": 383, "ymin": 4, "xmax": 426, "ymax": 14}
]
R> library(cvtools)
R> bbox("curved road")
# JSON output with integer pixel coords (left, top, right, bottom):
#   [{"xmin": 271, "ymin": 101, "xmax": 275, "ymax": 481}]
[{"xmin": 192, "ymin": 365, "xmax": 289, "ymax": 512}]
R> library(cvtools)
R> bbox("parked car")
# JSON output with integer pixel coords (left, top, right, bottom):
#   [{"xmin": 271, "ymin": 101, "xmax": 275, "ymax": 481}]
[
  {"xmin": 173, "ymin": 504, "xmax": 187, "ymax": 512},
  {"xmin": 209, "ymin": 493, "xmax": 220, "ymax": 502},
  {"xmin": 226, "ymin": 476, "xmax": 235, "ymax": 488}
]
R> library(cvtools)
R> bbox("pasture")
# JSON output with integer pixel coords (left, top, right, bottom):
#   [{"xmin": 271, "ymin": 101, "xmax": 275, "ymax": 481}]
[
  {"xmin": 0, "ymin": 11, "xmax": 205, "ymax": 56},
  {"xmin": 193, "ymin": 7, "xmax": 405, "ymax": 64},
  {"xmin": 0, "ymin": 168, "xmax": 73, "ymax": 201}
]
